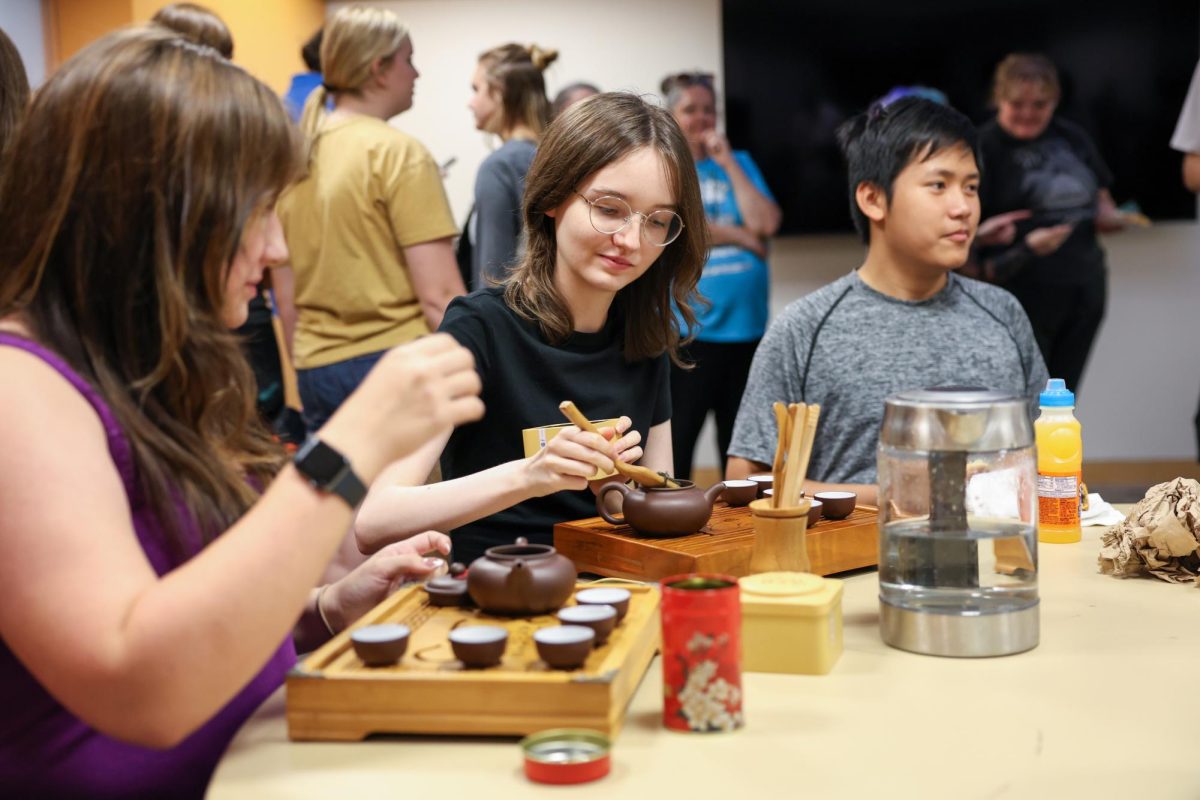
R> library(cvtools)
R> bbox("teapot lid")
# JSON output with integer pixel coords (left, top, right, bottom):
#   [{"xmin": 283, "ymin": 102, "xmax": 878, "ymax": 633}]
[{"xmin": 880, "ymin": 386, "xmax": 1033, "ymax": 452}]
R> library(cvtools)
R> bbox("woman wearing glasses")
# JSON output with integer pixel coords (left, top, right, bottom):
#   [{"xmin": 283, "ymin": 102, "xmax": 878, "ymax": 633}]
[
  {"xmin": 355, "ymin": 92, "xmax": 707, "ymax": 566},
  {"xmin": 661, "ymin": 72, "xmax": 781, "ymax": 482}
]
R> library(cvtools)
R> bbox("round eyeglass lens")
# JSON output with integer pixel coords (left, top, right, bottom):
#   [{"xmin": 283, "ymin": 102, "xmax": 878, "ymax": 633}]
[{"xmin": 587, "ymin": 195, "xmax": 683, "ymax": 246}]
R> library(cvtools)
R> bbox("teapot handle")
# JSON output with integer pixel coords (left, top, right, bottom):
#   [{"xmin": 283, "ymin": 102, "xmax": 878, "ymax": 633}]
[{"xmin": 597, "ymin": 481, "xmax": 631, "ymax": 525}]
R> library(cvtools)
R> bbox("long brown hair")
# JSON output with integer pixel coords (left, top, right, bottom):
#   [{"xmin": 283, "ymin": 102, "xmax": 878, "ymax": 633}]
[
  {"xmin": 0, "ymin": 27, "xmax": 299, "ymax": 553},
  {"xmin": 504, "ymin": 92, "xmax": 708, "ymax": 366},
  {"xmin": 0, "ymin": 26, "xmax": 30, "ymax": 173},
  {"xmin": 477, "ymin": 43, "xmax": 557, "ymax": 137}
]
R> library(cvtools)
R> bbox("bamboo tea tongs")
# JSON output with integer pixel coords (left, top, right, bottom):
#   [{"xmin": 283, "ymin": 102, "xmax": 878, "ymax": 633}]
[
  {"xmin": 773, "ymin": 402, "xmax": 822, "ymax": 508},
  {"xmin": 558, "ymin": 401, "xmax": 682, "ymax": 488}
]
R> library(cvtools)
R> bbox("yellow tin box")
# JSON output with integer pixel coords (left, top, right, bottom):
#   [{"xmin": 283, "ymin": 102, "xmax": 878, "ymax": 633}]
[{"xmin": 739, "ymin": 571, "xmax": 843, "ymax": 675}]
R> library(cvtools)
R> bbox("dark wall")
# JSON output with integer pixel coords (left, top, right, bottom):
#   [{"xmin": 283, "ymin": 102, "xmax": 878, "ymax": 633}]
[{"xmin": 722, "ymin": 0, "xmax": 1199, "ymax": 234}]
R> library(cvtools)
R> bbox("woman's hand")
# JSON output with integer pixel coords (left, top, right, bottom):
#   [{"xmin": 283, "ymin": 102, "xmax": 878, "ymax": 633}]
[
  {"xmin": 321, "ymin": 531, "xmax": 452, "ymax": 632},
  {"xmin": 702, "ymin": 130, "xmax": 735, "ymax": 168},
  {"xmin": 586, "ymin": 418, "xmax": 643, "ymax": 495},
  {"xmin": 1024, "ymin": 223, "xmax": 1074, "ymax": 257},
  {"xmin": 976, "ymin": 209, "xmax": 1032, "ymax": 247},
  {"xmin": 522, "ymin": 426, "xmax": 615, "ymax": 496},
  {"xmin": 320, "ymin": 334, "xmax": 484, "ymax": 481}
]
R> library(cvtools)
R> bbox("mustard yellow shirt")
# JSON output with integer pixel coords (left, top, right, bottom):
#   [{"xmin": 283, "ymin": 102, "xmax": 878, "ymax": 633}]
[{"xmin": 277, "ymin": 116, "xmax": 458, "ymax": 369}]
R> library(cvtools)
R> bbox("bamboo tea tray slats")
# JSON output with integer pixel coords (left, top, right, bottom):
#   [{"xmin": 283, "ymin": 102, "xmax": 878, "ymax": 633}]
[
  {"xmin": 286, "ymin": 582, "xmax": 660, "ymax": 741},
  {"xmin": 554, "ymin": 503, "xmax": 879, "ymax": 581}
]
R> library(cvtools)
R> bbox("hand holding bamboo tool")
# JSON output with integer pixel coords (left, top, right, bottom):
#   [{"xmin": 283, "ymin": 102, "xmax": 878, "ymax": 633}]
[{"xmin": 558, "ymin": 401, "xmax": 681, "ymax": 488}]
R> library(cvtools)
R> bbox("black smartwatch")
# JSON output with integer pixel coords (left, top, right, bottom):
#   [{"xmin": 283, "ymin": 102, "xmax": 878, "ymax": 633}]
[{"xmin": 292, "ymin": 436, "xmax": 367, "ymax": 509}]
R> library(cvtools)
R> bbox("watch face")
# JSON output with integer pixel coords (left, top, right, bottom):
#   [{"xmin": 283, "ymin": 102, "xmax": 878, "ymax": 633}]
[{"xmin": 298, "ymin": 438, "xmax": 346, "ymax": 480}]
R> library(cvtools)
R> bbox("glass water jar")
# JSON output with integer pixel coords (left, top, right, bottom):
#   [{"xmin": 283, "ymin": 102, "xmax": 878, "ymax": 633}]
[{"xmin": 877, "ymin": 389, "xmax": 1039, "ymax": 657}]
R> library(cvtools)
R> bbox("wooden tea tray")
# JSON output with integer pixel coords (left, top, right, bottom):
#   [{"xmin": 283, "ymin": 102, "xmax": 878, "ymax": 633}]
[
  {"xmin": 554, "ymin": 503, "xmax": 879, "ymax": 581},
  {"xmin": 286, "ymin": 582, "xmax": 660, "ymax": 741}
]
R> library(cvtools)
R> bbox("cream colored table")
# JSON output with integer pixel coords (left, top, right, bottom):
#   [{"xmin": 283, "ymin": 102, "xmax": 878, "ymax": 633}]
[{"xmin": 209, "ymin": 519, "xmax": 1200, "ymax": 800}]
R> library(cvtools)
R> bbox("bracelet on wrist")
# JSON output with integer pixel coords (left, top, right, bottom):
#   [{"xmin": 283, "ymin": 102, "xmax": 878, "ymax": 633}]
[{"xmin": 315, "ymin": 584, "xmax": 337, "ymax": 636}]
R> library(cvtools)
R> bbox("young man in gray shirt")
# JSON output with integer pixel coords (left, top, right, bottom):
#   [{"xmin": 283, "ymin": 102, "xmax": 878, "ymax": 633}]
[{"xmin": 727, "ymin": 98, "xmax": 1048, "ymax": 505}]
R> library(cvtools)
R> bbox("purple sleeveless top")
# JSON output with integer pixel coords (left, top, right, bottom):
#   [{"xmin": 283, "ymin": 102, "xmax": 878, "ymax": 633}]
[{"xmin": 0, "ymin": 334, "xmax": 296, "ymax": 799}]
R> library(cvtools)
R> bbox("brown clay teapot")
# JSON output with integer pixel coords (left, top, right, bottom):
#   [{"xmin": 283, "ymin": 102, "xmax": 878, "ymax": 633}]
[
  {"xmin": 466, "ymin": 537, "xmax": 577, "ymax": 615},
  {"xmin": 597, "ymin": 479, "xmax": 726, "ymax": 537}
]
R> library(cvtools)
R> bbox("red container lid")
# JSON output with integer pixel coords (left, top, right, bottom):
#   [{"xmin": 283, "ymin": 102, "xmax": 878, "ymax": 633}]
[{"xmin": 520, "ymin": 728, "xmax": 611, "ymax": 785}]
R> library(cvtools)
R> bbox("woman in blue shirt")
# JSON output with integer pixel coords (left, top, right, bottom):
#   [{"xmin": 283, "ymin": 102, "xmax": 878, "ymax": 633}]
[{"xmin": 662, "ymin": 72, "xmax": 781, "ymax": 481}]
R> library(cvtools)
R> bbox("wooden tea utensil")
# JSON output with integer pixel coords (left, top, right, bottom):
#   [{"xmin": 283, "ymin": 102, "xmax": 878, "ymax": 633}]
[
  {"xmin": 558, "ymin": 401, "xmax": 681, "ymax": 488},
  {"xmin": 771, "ymin": 402, "xmax": 788, "ymax": 508},
  {"xmin": 780, "ymin": 404, "xmax": 808, "ymax": 508},
  {"xmin": 786, "ymin": 404, "xmax": 821, "ymax": 509}
]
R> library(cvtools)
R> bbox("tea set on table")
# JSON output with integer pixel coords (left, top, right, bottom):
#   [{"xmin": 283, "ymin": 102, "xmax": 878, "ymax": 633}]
[
  {"xmin": 351, "ymin": 399, "xmax": 855, "ymax": 673},
  {"xmin": 350, "ymin": 537, "xmax": 635, "ymax": 672}
]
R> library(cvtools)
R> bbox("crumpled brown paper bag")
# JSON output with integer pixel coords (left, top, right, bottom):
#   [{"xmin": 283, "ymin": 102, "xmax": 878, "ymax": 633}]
[{"xmin": 1098, "ymin": 478, "xmax": 1200, "ymax": 584}]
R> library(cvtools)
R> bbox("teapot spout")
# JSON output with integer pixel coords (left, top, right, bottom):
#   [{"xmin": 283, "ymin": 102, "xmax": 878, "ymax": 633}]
[{"xmin": 704, "ymin": 481, "xmax": 727, "ymax": 506}]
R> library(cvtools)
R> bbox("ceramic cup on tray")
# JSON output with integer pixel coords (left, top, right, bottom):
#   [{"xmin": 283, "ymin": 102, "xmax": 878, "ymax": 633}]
[
  {"xmin": 720, "ymin": 479, "xmax": 758, "ymax": 507},
  {"xmin": 814, "ymin": 491, "xmax": 856, "ymax": 520}
]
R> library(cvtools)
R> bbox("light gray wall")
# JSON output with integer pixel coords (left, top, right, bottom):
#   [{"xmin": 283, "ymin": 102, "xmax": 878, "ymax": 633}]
[
  {"xmin": 0, "ymin": 0, "xmax": 45, "ymax": 87},
  {"xmin": 329, "ymin": 0, "xmax": 724, "ymax": 226}
]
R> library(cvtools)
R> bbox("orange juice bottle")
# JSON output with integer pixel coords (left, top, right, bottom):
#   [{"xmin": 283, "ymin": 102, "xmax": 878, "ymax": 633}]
[{"xmin": 1034, "ymin": 379, "xmax": 1083, "ymax": 543}]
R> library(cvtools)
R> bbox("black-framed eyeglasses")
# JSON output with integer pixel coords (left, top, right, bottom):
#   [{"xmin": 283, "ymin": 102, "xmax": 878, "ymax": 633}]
[{"xmin": 576, "ymin": 192, "xmax": 685, "ymax": 247}]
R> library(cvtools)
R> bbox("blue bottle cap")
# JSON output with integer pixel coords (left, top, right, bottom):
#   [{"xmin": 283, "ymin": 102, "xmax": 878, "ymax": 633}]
[{"xmin": 1039, "ymin": 378, "xmax": 1075, "ymax": 407}]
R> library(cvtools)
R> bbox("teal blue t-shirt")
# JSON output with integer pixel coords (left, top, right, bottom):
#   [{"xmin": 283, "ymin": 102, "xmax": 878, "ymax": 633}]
[{"xmin": 678, "ymin": 150, "xmax": 775, "ymax": 343}]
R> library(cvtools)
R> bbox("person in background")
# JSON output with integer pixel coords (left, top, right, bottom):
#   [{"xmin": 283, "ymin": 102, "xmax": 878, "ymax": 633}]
[
  {"xmin": 0, "ymin": 26, "xmax": 30, "ymax": 175},
  {"xmin": 661, "ymin": 71, "xmax": 781, "ymax": 482},
  {"xmin": 727, "ymin": 98, "xmax": 1047, "ymax": 504},
  {"xmin": 273, "ymin": 6, "xmax": 466, "ymax": 433},
  {"xmin": 973, "ymin": 53, "xmax": 1135, "ymax": 395},
  {"xmin": 0, "ymin": 27, "xmax": 483, "ymax": 797},
  {"xmin": 355, "ymin": 93, "xmax": 708, "ymax": 567},
  {"xmin": 552, "ymin": 81, "xmax": 599, "ymax": 118},
  {"xmin": 462, "ymin": 42, "xmax": 558, "ymax": 290},
  {"xmin": 284, "ymin": 27, "xmax": 324, "ymax": 122},
  {"xmin": 1170, "ymin": 58, "xmax": 1200, "ymax": 458},
  {"xmin": 150, "ymin": 2, "xmax": 233, "ymax": 58}
]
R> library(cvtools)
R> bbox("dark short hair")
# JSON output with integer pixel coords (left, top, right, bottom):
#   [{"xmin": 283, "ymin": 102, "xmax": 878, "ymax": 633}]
[
  {"xmin": 301, "ymin": 27, "xmax": 322, "ymax": 72},
  {"xmin": 836, "ymin": 97, "xmax": 980, "ymax": 243}
]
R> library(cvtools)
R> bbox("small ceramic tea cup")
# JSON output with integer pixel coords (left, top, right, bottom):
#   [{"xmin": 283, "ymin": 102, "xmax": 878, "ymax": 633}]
[
  {"xmin": 448, "ymin": 625, "xmax": 508, "ymax": 668},
  {"xmin": 351, "ymin": 624, "xmax": 411, "ymax": 667},
  {"xmin": 720, "ymin": 479, "xmax": 758, "ymax": 507},
  {"xmin": 748, "ymin": 474, "xmax": 774, "ymax": 498},
  {"xmin": 557, "ymin": 604, "xmax": 617, "ymax": 646},
  {"xmin": 806, "ymin": 499, "xmax": 824, "ymax": 528},
  {"xmin": 535, "ymin": 625, "xmax": 595, "ymax": 669},
  {"xmin": 762, "ymin": 488, "xmax": 773, "ymax": 499},
  {"xmin": 574, "ymin": 587, "xmax": 631, "ymax": 623},
  {"xmin": 814, "ymin": 491, "xmax": 856, "ymax": 520}
]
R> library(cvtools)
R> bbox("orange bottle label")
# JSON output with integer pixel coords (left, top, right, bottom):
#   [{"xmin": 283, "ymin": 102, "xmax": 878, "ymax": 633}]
[{"xmin": 1037, "ymin": 471, "xmax": 1081, "ymax": 526}]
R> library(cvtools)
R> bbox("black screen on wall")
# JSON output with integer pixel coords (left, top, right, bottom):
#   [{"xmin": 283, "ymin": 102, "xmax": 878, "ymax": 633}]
[{"xmin": 721, "ymin": 0, "xmax": 1199, "ymax": 234}]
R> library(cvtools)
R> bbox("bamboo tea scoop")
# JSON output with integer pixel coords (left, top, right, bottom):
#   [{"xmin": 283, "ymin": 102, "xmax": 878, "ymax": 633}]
[{"xmin": 558, "ymin": 401, "xmax": 681, "ymax": 488}]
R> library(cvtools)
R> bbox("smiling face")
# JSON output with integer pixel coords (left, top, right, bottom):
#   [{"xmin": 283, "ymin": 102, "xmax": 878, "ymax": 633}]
[
  {"xmin": 996, "ymin": 80, "xmax": 1057, "ymax": 141},
  {"xmin": 545, "ymin": 146, "xmax": 677, "ymax": 305},
  {"xmin": 468, "ymin": 62, "xmax": 500, "ymax": 133},
  {"xmin": 222, "ymin": 208, "xmax": 288, "ymax": 328},
  {"xmin": 873, "ymin": 144, "xmax": 981, "ymax": 273},
  {"xmin": 669, "ymin": 85, "xmax": 716, "ymax": 157}
]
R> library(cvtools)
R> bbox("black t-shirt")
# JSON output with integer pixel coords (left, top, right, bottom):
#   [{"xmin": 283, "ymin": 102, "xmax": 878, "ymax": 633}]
[
  {"xmin": 978, "ymin": 116, "xmax": 1113, "ymax": 285},
  {"xmin": 438, "ymin": 287, "xmax": 672, "ymax": 566}
]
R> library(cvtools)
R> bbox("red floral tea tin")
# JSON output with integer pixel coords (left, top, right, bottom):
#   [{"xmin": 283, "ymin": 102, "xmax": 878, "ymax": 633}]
[{"xmin": 660, "ymin": 573, "xmax": 743, "ymax": 732}]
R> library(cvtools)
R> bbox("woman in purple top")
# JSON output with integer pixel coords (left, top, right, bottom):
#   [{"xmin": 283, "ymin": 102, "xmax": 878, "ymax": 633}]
[{"xmin": 0, "ymin": 27, "xmax": 483, "ymax": 799}]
